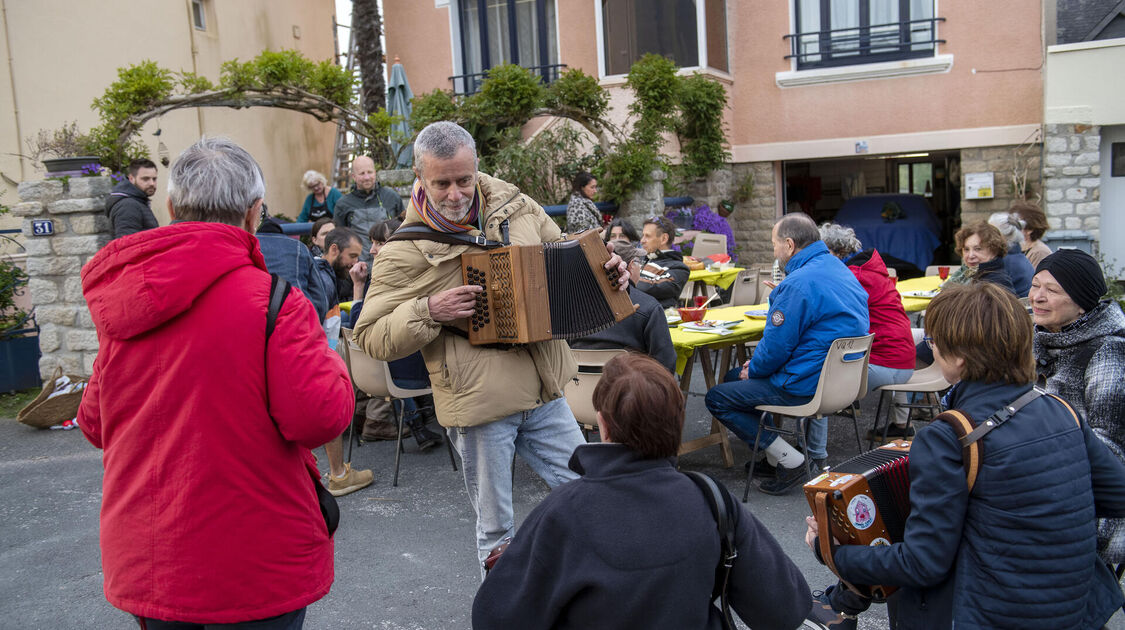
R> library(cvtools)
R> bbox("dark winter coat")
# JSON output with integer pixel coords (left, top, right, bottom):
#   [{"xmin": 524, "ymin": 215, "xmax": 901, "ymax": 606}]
[
  {"xmin": 636, "ymin": 249, "xmax": 690, "ymax": 308},
  {"xmin": 333, "ymin": 184, "xmax": 404, "ymax": 258},
  {"xmin": 1035, "ymin": 299, "xmax": 1125, "ymax": 563},
  {"xmin": 105, "ymin": 180, "xmax": 158, "ymax": 240},
  {"xmin": 569, "ymin": 284, "xmax": 676, "ymax": 372},
  {"xmin": 942, "ymin": 257, "xmax": 1017, "ymax": 295},
  {"xmin": 1002, "ymin": 242, "xmax": 1035, "ymax": 296},
  {"xmin": 833, "ymin": 380, "xmax": 1125, "ymax": 630},
  {"xmin": 472, "ymin": 443, "xmax": 812, "ymax": 630}
]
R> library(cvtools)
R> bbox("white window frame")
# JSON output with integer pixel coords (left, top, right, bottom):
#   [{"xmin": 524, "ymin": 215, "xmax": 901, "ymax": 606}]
[
  {"xmin": 594, "ymin": 0, "xmax": 731, "ymax": 81},
  {"xmin": 776, "ymin": 0, "xmax": 952, "ymax": 87},
  {"xmin": 191, "ymin": 0, "xmax": 207, "ymax": 31}
]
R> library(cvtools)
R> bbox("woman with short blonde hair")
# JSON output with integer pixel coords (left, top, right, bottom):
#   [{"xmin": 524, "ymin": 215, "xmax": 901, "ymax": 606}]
[{"xmin": 298, "ymin": 169, "xmax": 341, "ymax": 222}]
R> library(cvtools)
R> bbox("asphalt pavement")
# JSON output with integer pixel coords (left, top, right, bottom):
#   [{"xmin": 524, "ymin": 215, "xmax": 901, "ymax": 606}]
[{"xmin": 1, "ymin": 364, "xmax": 1121, "ymax": 629}]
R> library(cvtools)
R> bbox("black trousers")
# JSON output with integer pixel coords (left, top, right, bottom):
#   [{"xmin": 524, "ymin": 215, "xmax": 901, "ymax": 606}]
[{"xmin": 135, "ymin": 608, "xmax": 306, "ymax": 630}]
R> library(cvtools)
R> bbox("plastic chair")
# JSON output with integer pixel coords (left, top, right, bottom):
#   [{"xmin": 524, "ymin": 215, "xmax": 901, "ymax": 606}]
[
  {"xmin": 924, "ymin": 265, "xmax": 952, "ymax": 277},
  {"xmin": 692, "ymin": 233, "xmax": 727, "ymax": 261},
  {"xmin": 340, "ymin": 329, "xmax": 458, "ymax": 486},
  {"xmin": 866, "ymin": 363, "xmax": 949, "ymax": 450},
  {"xmin": 743, "ymin": 334, "xmax": 874, "ymax": 502},
  {"xmin": 757, "ymin": 269, "xmax": 774, "ymax": 303},
  {"xmin": 565, "ymin": 348, "xmax": 629, "ymax": 439},
  {"xmin": 886, "ymin": 267, "xmax": 898, "ymax": 279},
  {"xmin": 729, "ymin": 268, "xmax": 760, "ymax": 306}
]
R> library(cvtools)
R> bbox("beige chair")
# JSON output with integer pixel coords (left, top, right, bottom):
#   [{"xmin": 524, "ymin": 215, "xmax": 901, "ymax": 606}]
[
  {"xmin": 729, "ymin": 268, "xmax": 760, "ymax": 306},
  {"xmin": 744, "ymin": 334, "xmax": 875, "ymax": 501},
  {"xmin": 867, "ymin": 363, "xmax": 950, "ymax": 450},
  {"xmin": 692, "ymin": 232, "xmax": 728, "ymax": 261},
  {"xmin": 924, "ymin": 265, "xmax": 954, "ymax": 277},
  {"xmin": 886, "ymin": 266, "xmax": 898, "ymax": 279},
  {"xmin": 340, "ymin": 328, "xmax": 457, "ymax": 486},
  {"xmin": 565, "ymin": 348, "xmax": 629, "ymax": 439},
  {"xmin": 757, "ymin": 269, "xmax": 775, "ymax": 302}
]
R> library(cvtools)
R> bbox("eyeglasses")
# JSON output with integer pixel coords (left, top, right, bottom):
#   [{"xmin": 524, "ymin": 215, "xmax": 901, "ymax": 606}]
[{"xmin": 923, "ymin": 336, "xmax": 935, "ymax": 350}]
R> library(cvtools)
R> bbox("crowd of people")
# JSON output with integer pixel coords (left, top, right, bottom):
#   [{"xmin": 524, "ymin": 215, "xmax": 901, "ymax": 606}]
[{"xmin": 77, "ymin": 122, "xmax": 1125, "ymax": 630}]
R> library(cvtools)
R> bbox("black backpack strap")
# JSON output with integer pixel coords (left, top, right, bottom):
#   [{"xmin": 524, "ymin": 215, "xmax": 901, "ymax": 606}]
[
  {"xmin": 264, "ymin": 274, "xmax": 340, "ymax": 537},
  {"xmin": 387, "ymin": 222, "xmax": 506, "ymax": 248},
  {"xmin": 684, "ymin": 471, "xmax": 738, "ymax": 630}
]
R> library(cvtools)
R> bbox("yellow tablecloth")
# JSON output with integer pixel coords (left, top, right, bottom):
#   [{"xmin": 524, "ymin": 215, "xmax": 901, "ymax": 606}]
[
  {"xmin": 670, "ymin": 304, "xmax": 768, "ymax": 374},
  {"xmin": 687, "ymin": 267, "xmax": 744, "ymax": 290},
  {"xmin": 896, "ymin": 275, "xmax": 943, "ymax": 312}
]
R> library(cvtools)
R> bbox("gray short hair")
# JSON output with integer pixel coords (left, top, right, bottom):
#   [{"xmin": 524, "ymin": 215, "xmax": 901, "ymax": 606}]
[
  {"xmin": 167, "ymin": 137, "xmax": 265, "ymax": 226},
  {"xmin": 819, "ymin": 222, "xmax": 863, "ymax": 259},
  {"xmin": 775, "ymin": 212, "xmax": 820, "ymax": 250},
  {"xmin": 414, "ymin": 121, "xmax": 476, "ymax": 173},
  {"xmin": 988, "ymin": 212, "xmax": 1024, "ymax": 247}
]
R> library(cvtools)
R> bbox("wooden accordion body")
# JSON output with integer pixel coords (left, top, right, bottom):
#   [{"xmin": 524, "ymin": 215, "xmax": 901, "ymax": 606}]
[
  {"xmin": 803, "ymin": 440, "xmax": 912, "ymax": 600},
  {"xmin": 460, "ymin": 230, "xmax": 634, "ymax": 345}
]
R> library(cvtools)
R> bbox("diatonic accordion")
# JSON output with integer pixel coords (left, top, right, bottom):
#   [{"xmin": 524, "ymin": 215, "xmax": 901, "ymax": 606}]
[
  {"xmin": 804, "ymin": 440, "xmax": 912, "ymax": 600},
  {"xmin": 460, "ymin": 230, "xmax": 634, "ymax": 345}
]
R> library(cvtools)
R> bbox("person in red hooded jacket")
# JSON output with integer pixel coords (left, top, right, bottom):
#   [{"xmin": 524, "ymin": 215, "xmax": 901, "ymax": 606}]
[
  {"xmin": 820, "ymin": 223, "xmax": 916, "ymax": 436},
  {"xmin": 78, "ymin": 137, "xmax": 354, "ymax": 629}
]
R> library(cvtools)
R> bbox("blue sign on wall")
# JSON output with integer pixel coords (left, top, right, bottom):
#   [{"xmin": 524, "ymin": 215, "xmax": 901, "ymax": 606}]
[{"xmin": 30, "ymin": 220, "xmax": 54, "ymax": 236}]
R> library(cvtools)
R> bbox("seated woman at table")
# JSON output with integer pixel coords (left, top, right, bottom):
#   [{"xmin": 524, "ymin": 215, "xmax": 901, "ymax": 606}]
[
  {"xmin": 603, "ymin": 217, "xmax": 640, "ymax": 245},
  {"xmin": 820, "ymin": 223, "xmax": 915, "ymax": 435},
  {"xmin": 805, "ymin": 282, "xmax": 1125, "ymax": 630},
  {"xmin": 1011, "ymin": 200, "xmax": 1052, "ymax": 267},
  {"xmin": 988, "ymin": 211, "xmax": 1035, "ymax": 295},
  {"xmin": 473, "ymin": 353, "xmax": 813, "ymax": 630},
  {"xmin": 1031, "ymin": 248, "xmax": 1125, "ymax": 569},
  {"xmin": 941, "ymin": 221, "xmax": 1017, "ymax": 295}
]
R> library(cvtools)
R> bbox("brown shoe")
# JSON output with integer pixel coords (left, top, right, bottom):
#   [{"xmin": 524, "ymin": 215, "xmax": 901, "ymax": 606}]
[
  {"xmin": 360, "ymin": 421, "xmax": 399, "ymax": 442},
  {"xmin": 327, "ymin": 464, "xmax": 374, "ymax": 497}
]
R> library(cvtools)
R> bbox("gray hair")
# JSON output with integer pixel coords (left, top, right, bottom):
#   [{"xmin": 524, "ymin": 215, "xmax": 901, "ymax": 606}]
[
  {"xmin": 302, "ymin": 169, "xmax": 327, "ymax": 188},
  {"xmin": 167, "ymin": 137, "xmax": 265, "ymax": 226},
  {"xmin": 414, "ymin": 121, "xmax": 476, "ymax": 173},
  {"xmin": 988, "ymin": 212, "xmax": 1024, "ymax": 247},
  {"xmin": 775, "ymin": 212, "xmax": 820, "ymax": 250},
  {"xmin": 819, "ymin": 222, "xmax": 863, "ymax": 259}
]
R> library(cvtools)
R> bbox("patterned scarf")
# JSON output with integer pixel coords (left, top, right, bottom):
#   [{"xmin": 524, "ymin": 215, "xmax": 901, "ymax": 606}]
[{"xmin": 410, "ymin": 179, "xmax": 483, "ymax": 233}]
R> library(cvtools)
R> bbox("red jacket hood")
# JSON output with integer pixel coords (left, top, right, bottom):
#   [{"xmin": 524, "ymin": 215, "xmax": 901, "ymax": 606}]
[
  {"xmin": 853, "ymin": 249, "xmax": 890, "ymax": 276},
  {"xmin": 81, "ymin": 222, "xmax": 267, "ymax": 340}
]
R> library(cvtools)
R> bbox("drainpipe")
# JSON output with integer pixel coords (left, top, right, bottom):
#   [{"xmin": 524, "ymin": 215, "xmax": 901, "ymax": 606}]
[
  {"xmin": 184, "ymin": 0, "xmax": 204, "ymax": 136},
  {"xmin": 2, "ymin": 0, "xmax": 25, "ymax": 182}
]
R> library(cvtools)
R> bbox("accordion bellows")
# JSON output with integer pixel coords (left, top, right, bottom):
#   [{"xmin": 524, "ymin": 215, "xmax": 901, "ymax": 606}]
[{"xmin": 461, "ymin": 230, "xmax": 635, "ymax": 345}]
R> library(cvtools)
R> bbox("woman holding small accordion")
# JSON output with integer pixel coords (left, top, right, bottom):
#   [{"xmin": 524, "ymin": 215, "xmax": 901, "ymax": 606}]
[{"xmin": 805, "ymin": 282, "xmax": 1125, "ymax": 630}]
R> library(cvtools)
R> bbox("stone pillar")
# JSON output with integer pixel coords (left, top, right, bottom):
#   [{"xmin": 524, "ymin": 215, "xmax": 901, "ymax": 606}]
[
  {"xmin": 728, "ymin": 162, "xmax": 777, "ymax": 269},
  {"xmin": 618, "ymin": 169, "xmax": 666, "ymax": 227},
  {"xmin": 378, "ymin": 168, "xmax": 415, "ymax": 207},
  {"xmin": 12, "ymin": 176, "xmax": 111, "ymax": 379},
  {"xmin": 682, "ymin": 166, "xmax": 734, "ymax": 211},
  {"xmin": 1043, "ymin": 123, "xmax": 1101, "ymax": 246}
]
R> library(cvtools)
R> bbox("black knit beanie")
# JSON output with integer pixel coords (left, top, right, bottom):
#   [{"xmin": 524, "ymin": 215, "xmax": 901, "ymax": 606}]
[{"xmin": 1034, "ymin": 249, "xmax": 1106, "ymax": 312}]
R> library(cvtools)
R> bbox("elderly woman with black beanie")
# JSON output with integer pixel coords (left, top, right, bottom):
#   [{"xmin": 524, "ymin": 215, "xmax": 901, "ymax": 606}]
[{"xmin": 1031, "ymin": 248, "xmax": 1125, "ymax": 568}]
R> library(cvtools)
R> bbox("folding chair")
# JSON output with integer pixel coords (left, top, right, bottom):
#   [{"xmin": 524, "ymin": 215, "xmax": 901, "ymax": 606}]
[
  {"xmin": 692, "ymin": 233, "xmax": 728, "ymax": 261},
  {"xmin": 565, "ymin": 348, "xmax": 629, "ymax": 440},
  {"xmin": 867, "ymin": 363, "xmax": 949, "ymax": 450}
]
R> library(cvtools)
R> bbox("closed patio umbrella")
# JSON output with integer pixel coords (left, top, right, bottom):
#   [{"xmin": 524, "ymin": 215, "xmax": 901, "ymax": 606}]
[{"xmin": 387, "ymin": 57, "xmax": 414, "ymax": 168}]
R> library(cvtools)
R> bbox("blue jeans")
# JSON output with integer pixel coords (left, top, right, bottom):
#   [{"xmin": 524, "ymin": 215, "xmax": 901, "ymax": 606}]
[
  {"xmin": 866, "ymin": 364, "xmax": 914, "ymax": 392},
  {"xmin": 705, "ymin": 368, "xmax": 816, "ymax": 457},
  {"xmin": 446, "ymin": 397, "xmax": 585, "ymax": 578}
]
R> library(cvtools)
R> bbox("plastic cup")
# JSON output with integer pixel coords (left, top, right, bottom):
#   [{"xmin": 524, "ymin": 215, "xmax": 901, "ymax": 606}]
[
  {"xmin": 694, "ymin": 296, "xmax": 706, "ymax": 307},
  {"xmin": 939, "ymin": 266, "xmax": 950, "ymax": 280}
]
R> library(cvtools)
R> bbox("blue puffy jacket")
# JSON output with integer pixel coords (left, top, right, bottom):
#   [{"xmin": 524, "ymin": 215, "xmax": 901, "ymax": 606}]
[
  {"xmin": 749, "ymin": 241, "xmax": 869, "ymax": 396},
  {"xmin": 834, "ymin": 380, "xmax": 1125, "ymax": 629}
]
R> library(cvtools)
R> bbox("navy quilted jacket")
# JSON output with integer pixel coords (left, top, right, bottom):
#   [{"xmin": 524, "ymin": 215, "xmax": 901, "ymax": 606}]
[{"xmin": 834, "ymin": 380, "xmax": 1125, "ymax": 629}]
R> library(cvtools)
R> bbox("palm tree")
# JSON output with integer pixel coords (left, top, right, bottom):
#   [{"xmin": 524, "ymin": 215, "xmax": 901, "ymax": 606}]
[{"xmin": 352, "ymin": 0, "xmax": 386, "ymax": 115}]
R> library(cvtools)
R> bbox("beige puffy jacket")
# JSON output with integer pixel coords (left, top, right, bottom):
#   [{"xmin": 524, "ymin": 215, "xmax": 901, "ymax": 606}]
[{"xmin": 352, "ymin": 173, "xmax": 578, "ymax": 428}]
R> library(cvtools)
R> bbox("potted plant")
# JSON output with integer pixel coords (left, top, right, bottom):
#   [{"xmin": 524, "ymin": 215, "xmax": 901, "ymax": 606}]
[
  {"xmin": 0, "ymin": 203, "xmax": 40, "ymax": 393},
  {"xmin": 26, "ymin": 121, "xmax": 101, "ymax": 175}
]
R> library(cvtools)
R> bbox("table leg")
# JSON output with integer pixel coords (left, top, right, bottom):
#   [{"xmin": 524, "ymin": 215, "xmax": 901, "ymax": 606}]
[{"xmin": 676, "ymin": 346, "xmax": 735, "ymax": 468}]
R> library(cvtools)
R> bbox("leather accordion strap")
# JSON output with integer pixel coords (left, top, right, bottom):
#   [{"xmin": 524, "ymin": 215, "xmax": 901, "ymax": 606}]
[
  {"xmin": 387, "ymin": 222, "xmax": 507, "ymax": 248},
  {"xmin": 934, "ymin": 410, "xmax": 982, "ymax": 492},
  {"xmin": 814, "ymin": 492, "xmax": 864, "ymax": 597},
  {"xmin": 1046, "ymin": 393, "xmax": 1082, "ymax": 428}
]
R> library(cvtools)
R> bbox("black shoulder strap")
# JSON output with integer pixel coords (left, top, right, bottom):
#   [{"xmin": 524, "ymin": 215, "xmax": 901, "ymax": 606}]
[
  {"xmin": 684, "ymin": 471, "xmax": 738, "ymax": 630},
  {"xmin": 266, "ymin": 274, "xmax": 291, "ymax": 343},
  {"xmin": 960, "ymin": 387, "xmax": 1044, "ymax": 447},
  {"xmin": 387, "ymin": 222, "xmax": 507, "ymax": 249}
]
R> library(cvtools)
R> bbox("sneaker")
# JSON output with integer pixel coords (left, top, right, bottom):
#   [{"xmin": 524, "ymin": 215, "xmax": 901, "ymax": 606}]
[
  {"xmin": 758, "ymin": 461, "xmax": 807, "ymax": 495},
  {"xmin": 327, "ymin": 464, "xmax": 374, "ymax": 497},
  {"xmin": 865, "ymin": 424, "xmax": 916, "ymax": 441},
  {"xmin": 360, "ymin": 421, "xmax": 400, "ymax": 442},
  {"xmin": 744, "ymin": 458, "xmax": 777, "ymax": 478},
  {"xmin": 804, "ymin": 590, "xmax": 858, "ymax": 630}
]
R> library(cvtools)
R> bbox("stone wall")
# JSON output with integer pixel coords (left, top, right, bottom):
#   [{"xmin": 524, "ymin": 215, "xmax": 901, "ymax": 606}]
[
  {"xmin": 617, "ymin": 169, "xmax": 667, "ymax": 228},
  {"xmin": 1042, "ymin": 123, "xmax": 1101, "ymax": 245},
  {"xmin": 726, "ymin": 163, "xmax": 778, "ymax": 270},
  {"xmin": 959, "ymin": 143, "xmax": 1043, "ymax": 227},
  {"xmin": 12, "ymin": 176, "xmax": 111, "ymax": 379}
]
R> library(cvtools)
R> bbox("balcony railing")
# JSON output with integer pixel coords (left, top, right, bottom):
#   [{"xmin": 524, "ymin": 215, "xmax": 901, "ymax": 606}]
[
  {"xmin": 784, "ymin": 17, "xmax": 945, "ymax": 69},
  {"xmin": 449, "ymin": 63, "xmax": 568, "ymax": 96}
]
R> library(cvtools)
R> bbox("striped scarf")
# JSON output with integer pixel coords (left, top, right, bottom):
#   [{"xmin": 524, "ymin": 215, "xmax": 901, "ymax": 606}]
[{"xmin": 411, "ymin": 179, "xmax": 482, "ymax": 233}]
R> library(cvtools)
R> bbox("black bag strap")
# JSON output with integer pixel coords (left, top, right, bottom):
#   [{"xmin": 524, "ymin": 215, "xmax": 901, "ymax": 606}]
[
  {"xmin": 387, "ymin": 221, "xmax": 508, "ymax": 249},
  {"xmin": 684, "ymin": 471, "xmax": 738, "ymax": 630},
  {"xmin": 959, "ymin": 387, "xmax": 1044, "ymax": 448},
  {"xmin": 265, "ymin": 274, "xmax": 340, "ymax": 537}
]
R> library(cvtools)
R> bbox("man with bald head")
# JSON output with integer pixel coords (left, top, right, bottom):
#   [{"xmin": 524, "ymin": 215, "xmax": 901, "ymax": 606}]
[
  {"xmin": 334, "ymin": 155, "xmax": 404, "ymax": 260},
  {"xmin": 705, "ymin": 212, "xmax": 868, "ymax": 495}
]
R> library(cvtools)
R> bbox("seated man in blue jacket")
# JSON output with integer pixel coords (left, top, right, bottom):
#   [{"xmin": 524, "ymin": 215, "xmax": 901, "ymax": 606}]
[{"xmin": 705, "ymin": 213, "xmax": 868, "ymax": 495}]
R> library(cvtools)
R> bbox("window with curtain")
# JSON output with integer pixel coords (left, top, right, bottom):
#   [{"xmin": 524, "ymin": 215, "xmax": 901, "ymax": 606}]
[
  {"xmin": 602, "ymin": 0, "xmax": 728, "ymax": 76},
  {"xmin": 458, "ymin": 0, "xmax": 558, "ymax": 93},
  {"xmin": 791, "ymin": 0, "xmax": 936, "ymax": 69}
]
